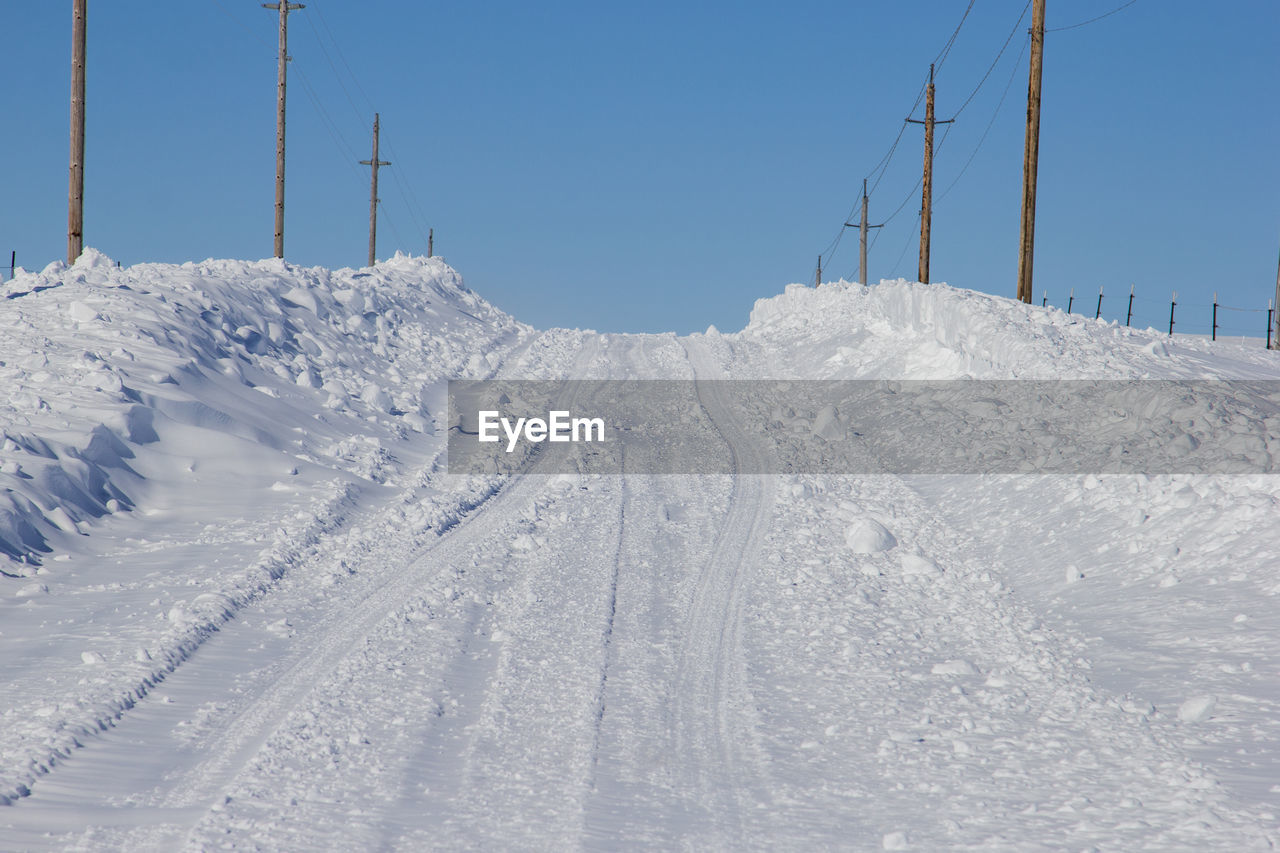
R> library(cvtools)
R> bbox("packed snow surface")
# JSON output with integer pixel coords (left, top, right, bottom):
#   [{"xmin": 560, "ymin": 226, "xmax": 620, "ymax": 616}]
[{"xmin": 1, "ymin": 254, "xmax": 1278, "ymax": 850}]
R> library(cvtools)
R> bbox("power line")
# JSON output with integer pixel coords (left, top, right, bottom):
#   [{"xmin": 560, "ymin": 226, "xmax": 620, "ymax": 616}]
[
  {"xmin": 386, "ymin": 161, "xmax": 433, "ymax": 250},
  {"xmin": 867, "ymin": 120, "xmax": 911, "ymax": 198},
  {"xmin": 865, "ymin": 77, "xmax": 929, "ymax": 194},
  {"xmin": 209, "ymin": 4, "xmax": 362, "ymax": 194},
  {"xmin": 209, "ymin": 0, "xmax": 427, "ymax": 258},
  {"xmin": 307, "ymin": 2, "xmax": 433, "ymax": 251},
  {"xmin": 889, "ymin": 212, "xmax": 923, "ymax": 280},
  {"xmin": 292, "ymin": 64, "xmax": 363, "ymax": 179},
  {"xmin": 378, "ymin": 199, "xmax": 408, "ymax": 255},
  {"xmin": 951, "ymin": 1, "xmax": 1032, "ymax": 120},
  {"xmin": 937, "ymin": 34, "xmax": 1030, "ymax": 204},
  {"xmin": 296, "ymin": 2, "xmax": 433, "ymax": 253},
  {"xmin": 883, "ymin": 122, "xmax": 956, "ymax": 228},
  {"xmin": 818, "ymin": 69, "xmax": 931, "ymax": 273},
  {"xmin": 309, "ymin": 1, "xmax": 378, "ymax": 112},
  {"xmin": 818, "ymin": 204, "xmax": 856, "ymax": 272},
  {"xmin": 826, "ymin": 0, "xmax": 988, "ymax": 278},
  {"xmin": 302, "ymin": 9, "xmax": 368, "ymax": 126},
  {"xmin": 1047, "ymin": 0, "xmax": 1140, "ymax": 32},
  {"xmin": 932, "ymin": 0, "xmax": 977, "ymax": 73}
]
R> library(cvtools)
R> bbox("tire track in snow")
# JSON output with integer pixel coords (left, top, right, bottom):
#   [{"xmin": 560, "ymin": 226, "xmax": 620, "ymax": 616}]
[
  {"xmin": 587, "ymin": 454, "xmax": 626, "ymax": 775},
  {"xmin": 665, "ymin": 336, "xmax": 777, "ymax": 847},
  {"xmin": 374, "ymin": 352, "xmax": 633, "ymax": 849},
  {"xmin": 110, "ymin": 335, "xmax": 605, "ymax": 851}
]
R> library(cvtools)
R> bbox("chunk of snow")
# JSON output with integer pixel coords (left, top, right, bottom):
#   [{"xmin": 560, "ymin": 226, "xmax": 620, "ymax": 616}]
[
  {"xmin": 932, "ymin": 660, "xmax": 978, "ymax": 676},
  {"xmin": 882, "ymin": 831, "xmax": 909, "ymax": 850},
  {"xmin": 69, "ymin": 301, "xmax": 100, "ymax": 322},
  {"xmin": 1177, "ymin": 695, "xmax": 1216, "ymax": 723},
  {"xmin": 333, "ymin": 288, "xmax": 365, "ymax": 313},
  {"xmin": 811, "ymin": 405, "xmax": 844, "ymax": 442},
  {"xmin": 845, "ymin": 519, "xmax": 897, "ymax": 554},
  {"xmin": 361, "ymin": 383, "xmax": 393, "ymax": 413},
  {"xmin": 900, "ymin": 554, "xmax": 941, "ymax": 578},
  {"xmin": 282, "ymin": 286, "xmax": 321, "ymax": 315},
  {"xmin": 46, "ymin": 507, "xmax": 81, "ymax": 534},
  {"xmin": 401, "ymin": 412, "xmax": 430, "ymax": 433}
]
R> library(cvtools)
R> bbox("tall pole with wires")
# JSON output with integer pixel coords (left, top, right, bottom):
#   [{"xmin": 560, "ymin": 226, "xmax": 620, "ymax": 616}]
[
  {"xmin": 854, "ymin": 179, "xmax": 883, "ymax": 285},
  {"xmin": 909, "ymin": 64, "xmax": 952, "ymax": 284},
  {"xmin": 1016, "ymin": 0, "xmax": 1046, "ymax": 303},
  {"xmin": 264, "ymin": 2, "xmax": 304, "ymax": 259},
  {"xmin": 360, "ymin": 113, "xmax": 390, "ymax": 267},
  {"xmin": 67, "ymin": 0, "xmax": 86, "ymax": 265},
  {"xmin": 1272, "ymin": 241, "xmax": 1280, "ymax": 349}
]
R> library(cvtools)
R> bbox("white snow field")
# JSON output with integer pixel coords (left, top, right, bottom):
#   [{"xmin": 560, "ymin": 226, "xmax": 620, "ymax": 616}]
[{"xmin": 1, "ymin": 252, "xmax": 1278, "ymax": 850}]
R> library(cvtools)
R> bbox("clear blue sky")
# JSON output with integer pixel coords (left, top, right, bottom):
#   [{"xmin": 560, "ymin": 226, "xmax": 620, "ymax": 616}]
[{"xmin": 5, "ymin": 1, "xmax": 1278, "ymax": 335}]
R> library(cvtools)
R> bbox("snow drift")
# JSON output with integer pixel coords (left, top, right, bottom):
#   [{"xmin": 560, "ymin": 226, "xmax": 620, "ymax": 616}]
[
  {"xmin": 0, "ymin": 249, "xmax": 529, "ymax": 801},
  {"xmin": 0, "ymin": 249, "xmax": 519, "ymax": 566}
]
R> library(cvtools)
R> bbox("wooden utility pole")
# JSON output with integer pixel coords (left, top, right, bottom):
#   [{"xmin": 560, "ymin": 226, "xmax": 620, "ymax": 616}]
[
  {"xmin": 264, "ymin": 2, "xmax": 304, "ymax": 259},
  {"xmin": 360, "ymin": 113, "xmax": 390, "ymax": 267},
  {"xmin": 815, "ymin": 254, "xmax": 822, "ymax": 287},
  {"xmin": 908, "ymin": 64, "xmax": 952, "ymax": 284},
  {"xmin": 842, "ymin": 179, "xmax": 884, "ymax": 284},
  {"xmin": 1016, "ymin": 0, "xmax": 1046, "ymax": 303},
  {"xmin": 1272, "ymin": 242, "xmax": 1279, "ymax": 349},
  {"xmin": 67, "ymin": 0, "xmax": 87, "ymax": 264},
  {"xmin": 858, "ymin": 179, "xmax": 883, "ymax": 285}
]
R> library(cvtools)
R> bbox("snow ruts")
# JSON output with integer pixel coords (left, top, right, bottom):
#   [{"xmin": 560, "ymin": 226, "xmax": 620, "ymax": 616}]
[
  {"xmin": 103, "ymin": 335, "xmax": 604, "ymax": 850},
  {"xmin": 662, "ymin": 337, "xmax": 777, "ymax": 846}
]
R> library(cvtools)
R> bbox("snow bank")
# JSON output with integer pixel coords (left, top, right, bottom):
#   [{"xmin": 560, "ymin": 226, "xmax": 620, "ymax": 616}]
[
  {"xmin": 740, "ymin": 279, "xmax": 1280, "ymax": 380},
  {"xmin": 0, "ymin": 249, "xmax": 526, "ymax": 801},
  {"xmin": 0, "ymin": 249, "xmax": 520, "ymax": 566}
]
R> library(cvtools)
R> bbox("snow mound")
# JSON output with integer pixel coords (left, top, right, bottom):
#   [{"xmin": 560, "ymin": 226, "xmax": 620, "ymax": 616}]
[
  {"xmin": 739, "ymin": 279, "xmax": 1280, "ymax": 380},
  {"xmin": 845, "ymin": 519, "xmax": 897, "ymax": 553},
  {"xmin": 0, "ymin": 249, "xmax": 532, "ymax": 803},
  {"xmin": 0, "ymin": 250, "xmax": 521, "ymax": 566},
  {"xmin": 1177, "ymin": 694, "xmax": 1217, "ymax": 723}
]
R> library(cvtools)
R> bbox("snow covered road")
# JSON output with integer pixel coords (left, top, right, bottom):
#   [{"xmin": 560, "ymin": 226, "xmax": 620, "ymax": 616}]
[{"xmin": 3, "ymin": 256, "xmax": 1279, "ymax": 850}]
